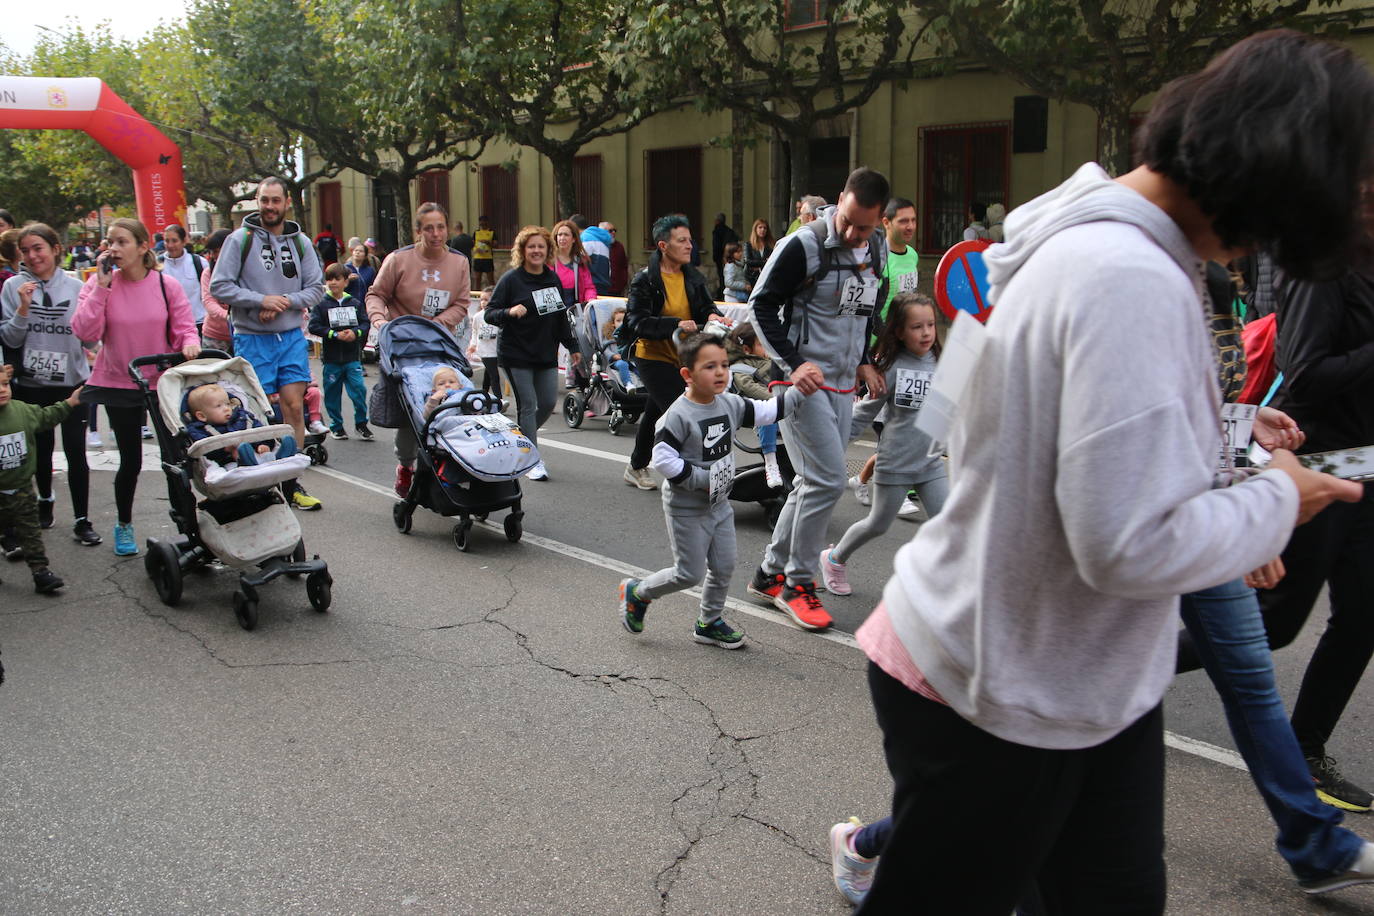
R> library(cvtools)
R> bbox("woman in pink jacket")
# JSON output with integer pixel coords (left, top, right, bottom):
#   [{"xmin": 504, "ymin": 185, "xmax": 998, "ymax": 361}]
[
  {"xmin": 71, "ymin": 218, "xmax": 200, "ymax": 556},
  {"xmin": 551, "ymin": 220, "xmax": 598, "ymax": 308},
  {"xmin": 198, "ymin": 228, "xmax": 233, "ymax": 353}
]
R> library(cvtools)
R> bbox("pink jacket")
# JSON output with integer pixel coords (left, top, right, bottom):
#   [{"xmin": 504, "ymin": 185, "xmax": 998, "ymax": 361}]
[
  {"xmin": 554, "ymin": 258, "xmax": 597, "ymax": 306},
  {"xmin": 72, "ymin": 270, "xmax": 198, "ymax": 389},
  {"xmin": 200, "ymin": 268, "xmax": 232, "ymax": 342}
]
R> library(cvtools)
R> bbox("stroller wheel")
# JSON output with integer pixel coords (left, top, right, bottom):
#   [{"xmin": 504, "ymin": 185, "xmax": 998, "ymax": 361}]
[
  {"xmin": 563, "ymin": 392, "xmax": 585, "ymax": 428},
  {"xmin": 453, "ymin": 518, "xmax": 473, "ymax": 552},
  {"xmin": 233, "ymin": 590, "xmax": 259, "ymax": 631},
  {"xmin": 608, "ymin": 415, "xmax": 624, "ymax": 436},
  {"xmin": 145, "ymin": 541, "xmax": 183, "ymax": 607},
  {"xmin": 504, "ymin": 513, "xmax": 522, "ymax": 543},
  {"xmin": 306, "ymin": 571, "xmax": 333, "ymax": 613},
  {"xmin": 306, "ymin": 443, "xmax": 329, "ymax": 466},
  {"xmin": 393, "ymin": 501, "xmax": 412, "ymax": 534}
]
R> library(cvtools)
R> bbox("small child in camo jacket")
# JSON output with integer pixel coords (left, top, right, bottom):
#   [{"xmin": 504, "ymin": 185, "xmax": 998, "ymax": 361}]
[
  {"xmin": 618, "ymin": 333, "xmax": 801, "ymax": 648},
  {"xmin": 0, "ymin": 364, "xmax": 82, "ymax": 593}
]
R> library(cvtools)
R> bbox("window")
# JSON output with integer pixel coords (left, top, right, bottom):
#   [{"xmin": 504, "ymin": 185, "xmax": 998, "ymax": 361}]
[
  {"xmin": 315, "ymin": 181, "xmax": 341, "ymax": 238},
  {"xmin": 920, "ymin": 123, "xmax": 1010, "ymax": 254},
  {"xmin": 786, "ymin": 0, "xmax": 829, "ymax": 29},
  {"xmin": 809, "ymin": 137, "xmax": 851, "ymax": 205},
  {"xmin": 481, "ymin": 165, "xmax": 520, "ymax": 250},
  {"xmin": 644, "ymin": 147, "xmax": 702, "ymax": 250},
  {"xmin": 572, "ymin": 155, "xmax": 602, "ymax": 224},
  {"xmin": 418, "ymin": 169, "xmax": 450, "ymax": 215}
]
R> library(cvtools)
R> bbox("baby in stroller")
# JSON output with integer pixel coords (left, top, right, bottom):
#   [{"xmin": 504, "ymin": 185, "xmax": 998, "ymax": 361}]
[
  {"xmin": 599, "ymin": 308, "xmax": 638, "ymax": 391},
  {"xmin": 186, "ymin": 383, "xmax": 297, "ymax": 468}
]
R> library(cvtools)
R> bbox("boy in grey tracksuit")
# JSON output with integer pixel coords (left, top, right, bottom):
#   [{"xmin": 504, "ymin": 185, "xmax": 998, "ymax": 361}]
[
  {"xmin": 746, "ymin": 180, "xmax": 889, "ymax": 631},
  {"xmin": 618, "ymin": 333, "xmax": 797, "ymax": 649}
]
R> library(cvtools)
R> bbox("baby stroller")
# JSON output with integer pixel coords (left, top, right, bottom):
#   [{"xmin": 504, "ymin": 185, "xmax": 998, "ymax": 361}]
[
  {"xmin": 562, "ymin": 297, "xmax": 648, "ymax": 436},
  {"xmin": 382, "ymin": 316, "xmax": 536, "ymax": 552},
  {"xmin": 129, "ymin": 351, "xmax": 332, "ymax": 631}
]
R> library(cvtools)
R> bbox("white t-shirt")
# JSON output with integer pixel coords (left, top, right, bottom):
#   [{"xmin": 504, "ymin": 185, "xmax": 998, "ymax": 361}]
[{"xmin": 161, "ymin": 254, "xmax": 206, "ymax": 323}]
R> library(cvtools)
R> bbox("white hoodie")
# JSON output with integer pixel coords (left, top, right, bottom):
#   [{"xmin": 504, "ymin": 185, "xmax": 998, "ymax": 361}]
[{"xmin": 882, "ymin": 164, "xmax": 1298, "ymax": 749}]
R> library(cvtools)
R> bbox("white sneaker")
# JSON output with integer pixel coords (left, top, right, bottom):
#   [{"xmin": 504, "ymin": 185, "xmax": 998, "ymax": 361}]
[
  {"xmin": 1301, "ymin": 841, "xmax": 1374, "ymax": 894},
  {"xmin": 849, "ymin": 475, "xmax": 871, "ymax": 507},
  {"xmin": 898, "ymin": 496, "xmax": 925, "ymax": 521},
  {"xmin": 819, "ymin": 546, "xmax": 851, "ymax": 596},
  {"xmin": 307, "ymin": 419, "xmax": 329, "ymax": 436},
  {"xmin": 623, "ymin": 464, "xmax": 655, "ymax": 490},
  {"xmin": 86, "ymin": 430, "xmax": 103, "ymax": 448},
  {"xmin": 140, "ymin": 425, "xmax": 153, "ymax": 439},
  {"xmin": 763, "ymin": 452, "xmax": 784, "ymax": 489},
  {"xmin": 527, "ymin": 461, "xmax": 548, "ymax": 481}
]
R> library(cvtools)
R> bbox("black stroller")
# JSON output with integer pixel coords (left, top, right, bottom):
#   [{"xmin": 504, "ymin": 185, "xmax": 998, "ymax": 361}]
[
  {"xmin": 562, "ymin": 298, "xmax": 648, "ymax": 436},
  {"xmin": 729, "ymin": 408, "xmax": 795, "ymax": 527},
  {"xmin": 130, "ymin": 351, "xmax": 331, "ymax": 631},
  {"xmin": 382, "ymin": 316, "xmax": 534, "ymax": 552}
]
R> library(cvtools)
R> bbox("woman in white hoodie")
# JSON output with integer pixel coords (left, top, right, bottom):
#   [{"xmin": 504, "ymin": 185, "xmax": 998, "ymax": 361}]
[{"xmin": 847, "ymin": 31, "xmax": 1374, "ymax": 915}]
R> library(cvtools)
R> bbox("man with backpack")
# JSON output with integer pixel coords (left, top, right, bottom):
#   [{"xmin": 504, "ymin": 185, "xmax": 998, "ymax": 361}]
[
  {"xmin": 210, "ymin": 176, "xmax": 326, "ymax": 510},
  {"xmin": 158, "ymin": 224, "xmax": 208, "ymax": 336},
  {"xmin": 747, "ymin": 166, "xmax": 890, "ymax": 631}
]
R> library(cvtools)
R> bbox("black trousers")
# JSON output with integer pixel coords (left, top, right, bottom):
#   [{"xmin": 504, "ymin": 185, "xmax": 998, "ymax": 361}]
[
  {"xmin": 629, "ymin": 356, "xmax": 686, "ymax": 470},
  {"xmin": 106, "ymin": 404, "xmax": 146, "ymax": 525},
  {"xmin": 1178, "ymin": 486, "xmax": 1374, "ymax": 758},
  {"xmin": 19, "ymin": 384, "xmax": 89, "ymax": 520},
  {"xmin": 857, "ymin": 663, "xmax": 1165, "ymax": 916}
]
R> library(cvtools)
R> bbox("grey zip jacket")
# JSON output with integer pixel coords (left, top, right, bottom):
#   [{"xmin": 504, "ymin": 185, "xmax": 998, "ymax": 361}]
[
  {"xmin": 210, "ymin": 212, "xmax": 325, "ymax": 334},
  {"xmin": 748, "ymin": 206, "xmax": 884, "ymax": 384},
  {"xmin": 880, "ymin": 163, "xmax": 1298, "ymax": 750}
]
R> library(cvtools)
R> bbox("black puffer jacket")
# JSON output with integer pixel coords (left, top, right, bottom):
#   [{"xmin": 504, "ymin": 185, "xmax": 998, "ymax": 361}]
[{"xmin": 623, "ymin": 251, "xmax": 715, "ymax": 358}]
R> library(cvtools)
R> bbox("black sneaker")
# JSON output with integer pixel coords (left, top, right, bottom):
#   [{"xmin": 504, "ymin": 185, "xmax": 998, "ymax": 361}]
[
  {"xmin": 38, "ymin": 498, "xmax": 54, "ymax": 530},
  {"xmin": 1, "ymin": 530, "xmax": 23, "ymax": 561},
  {"xmin": 1308, "ymin": 755, "xmax": 1373, "ymax": 812},
  {"xmin": 33, "ymin": 568, "xmax": 64, "ymax": 594},
  {"xmin": 356, "ymin": 423, "xmax": 374, "ymax": 441},
  {"xmin": 72, "ymin": 518, "xmax": 102, "ymax": 546},
  {"xmin": 329, "ymin": 427, "xmax": 349, "ymax": 440}
]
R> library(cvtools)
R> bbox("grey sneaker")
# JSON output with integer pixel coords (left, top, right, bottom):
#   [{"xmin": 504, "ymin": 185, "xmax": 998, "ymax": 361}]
[
  {"xmin": 623, "ymin": 465, "xmax": 655, "ymax": 490},
  {"xmin": 829, "ymin": 818, "xmax": 877, "ymax": 905},
  {"xmin": 1301, "ymin": 841, "xmax": 1374, "ymax": 894}
]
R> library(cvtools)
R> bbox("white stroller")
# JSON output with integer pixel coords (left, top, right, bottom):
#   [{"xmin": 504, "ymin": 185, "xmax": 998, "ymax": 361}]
[{"xmin": 129, "ymin": 351, "xmax": 332, "ymax": 630}]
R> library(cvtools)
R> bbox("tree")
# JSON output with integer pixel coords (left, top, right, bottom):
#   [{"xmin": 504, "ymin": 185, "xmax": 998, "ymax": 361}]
[
  {"xmin": 912, "ymin": 0, "xmax": 1365, "ymax": 175},
  {"xmin": 190, "ymin": 0, "xmax": 489, "ymax": 241},
  {"xmin": 408, "ymin": 0, "xmax": 676, "ymax": 220},
  {"xmin": 631, "ymin": 0, "xmax": 930, "ymax": 228}
]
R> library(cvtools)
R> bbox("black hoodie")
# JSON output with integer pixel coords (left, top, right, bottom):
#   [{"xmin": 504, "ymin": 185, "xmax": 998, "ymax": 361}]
[{"xmin": 484, "ymin": 266, "xmax": 577, "ymax": 369}]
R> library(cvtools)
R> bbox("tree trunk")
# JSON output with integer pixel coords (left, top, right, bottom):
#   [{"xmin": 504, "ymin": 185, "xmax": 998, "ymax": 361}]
[
  {"xmin": 731, "ymin": 110, "xmax": 745, "ymax": 235},
  {"xmin": 1096, "ymin": 102, "xmax": 1135, "ymax": 177},
  {"xmin": 788, "ymin": 126, "xmax": 813, "ymax": 214},
  {"xmin": 383, "ymin": 174, "xmax": 413, "ymax": 248},
  {"xmin": 289, "ymin": 184, "xmax": 310, "ymax": 233},
  {"xmin": 770, "ymin": 130, "xmax": 790, "ymax": 235},
  {"xmin": 550, "ymin": 150, "xmax": 578, "ymax": 220}
]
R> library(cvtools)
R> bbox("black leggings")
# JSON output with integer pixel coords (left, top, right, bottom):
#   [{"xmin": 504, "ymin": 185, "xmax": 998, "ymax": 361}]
[
  {"xmin": 480, "ymin": 357, "xmax": 500, "ymax": 396},
  {"xmin": 106, "ymin": 404, "xmax": 147, "ymax": 525},
  {"xmin": 630, "ymin": 356, "xmax": 687, "ymax": 469},
  {"xmin": 21, "ymin": 386, "xmax": 89, "ymax": 520}
]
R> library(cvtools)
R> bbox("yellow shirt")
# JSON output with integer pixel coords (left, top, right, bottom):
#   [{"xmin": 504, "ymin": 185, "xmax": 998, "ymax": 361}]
[
  {"xmin": 474, "ymin": 229, "xmax": 495, "ymax": 260},
  {"xmin": 636, "ymin": 271, "xmax": 690, "ymax": 364}
]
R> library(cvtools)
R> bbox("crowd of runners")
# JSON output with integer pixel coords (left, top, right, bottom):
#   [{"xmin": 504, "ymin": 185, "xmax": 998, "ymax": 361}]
[{"xmin": 8, "ymin": 27, "xmax": 1374, "ymax": 913}]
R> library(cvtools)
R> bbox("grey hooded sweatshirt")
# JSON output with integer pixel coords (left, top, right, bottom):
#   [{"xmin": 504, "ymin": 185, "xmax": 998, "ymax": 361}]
[
  {"xmin": 210, "ymin": 212, "xmax": 325, "ymax": 334},
  {"xmin": 880, "ymin": 163, "xmax": 1298, "ymax": 750}
]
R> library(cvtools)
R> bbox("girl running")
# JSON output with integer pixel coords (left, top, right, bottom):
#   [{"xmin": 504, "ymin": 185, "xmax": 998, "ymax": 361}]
[{"xmin": 819, "ymin": 293, "xmax": 945, "ymax": 596}]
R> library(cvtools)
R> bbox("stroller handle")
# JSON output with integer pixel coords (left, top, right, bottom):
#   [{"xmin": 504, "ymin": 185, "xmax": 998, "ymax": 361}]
[{"xmin": 127, "ymin": 349, "xmax": 232, "ymax": 389}]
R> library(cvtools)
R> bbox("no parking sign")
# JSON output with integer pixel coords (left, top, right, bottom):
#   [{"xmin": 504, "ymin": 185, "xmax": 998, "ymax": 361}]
[{"xmin": 934, "ymin": 239, "xmax": 994, "ymax": 324}]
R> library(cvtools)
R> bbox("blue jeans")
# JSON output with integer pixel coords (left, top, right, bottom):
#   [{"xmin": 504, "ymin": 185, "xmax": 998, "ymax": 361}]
[
  {"xmin": 757, "ymin": 422, "xmax": 777, "ymax": 455},
  {"xmin": 322, "ymin": 361, "xmax": 368, "ymax": 430},
  {"xmin": 609, "ymin": 357, "xmax": 632, "ymax": 388},
  {"xmin": 1180, "ymin": 579, "xmax": 1362, "ymax": 880}
]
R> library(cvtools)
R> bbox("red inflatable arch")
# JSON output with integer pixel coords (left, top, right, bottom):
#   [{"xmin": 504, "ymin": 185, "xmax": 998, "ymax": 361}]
[{"xmin": 0, "ymin": 76, "xmax": 187, "ymax": 233}]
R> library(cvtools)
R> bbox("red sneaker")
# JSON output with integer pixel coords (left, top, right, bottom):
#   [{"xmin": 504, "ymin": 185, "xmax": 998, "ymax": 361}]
[
  {"xmin": 747, "ymin": 568, "xmax": 785, "ymax": 604},
  {"xmin": 395, "ymin": 464, "xmax": 414, "ymax": 498},
  {"xmin": 774, "ymin": 582, "xmax": 833, "ymax": 631}
]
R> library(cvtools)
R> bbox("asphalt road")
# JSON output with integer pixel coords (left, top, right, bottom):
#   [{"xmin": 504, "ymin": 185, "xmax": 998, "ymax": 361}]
[{"xmin": 4, "ymin": 359, "xmax": 1374, "ymax": 914}]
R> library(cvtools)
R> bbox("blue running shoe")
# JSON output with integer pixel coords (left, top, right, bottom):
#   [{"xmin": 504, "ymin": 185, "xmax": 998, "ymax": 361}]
[
  {"xmin": 113, "ymin": 523, "xmax": 137, "ymax": 556},
  {"xmin": 620, "ymin": 578, "xmax": 650, "ymax": 633},
  {"xmin": 693, "ymin": 616, "xmax": 745, "ymax": 649}
]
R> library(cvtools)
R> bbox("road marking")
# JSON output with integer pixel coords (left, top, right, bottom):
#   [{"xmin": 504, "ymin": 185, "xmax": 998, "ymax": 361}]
[{"xmin": 312, "ymin": 462, "xmax": 1246, "ymax": 773}]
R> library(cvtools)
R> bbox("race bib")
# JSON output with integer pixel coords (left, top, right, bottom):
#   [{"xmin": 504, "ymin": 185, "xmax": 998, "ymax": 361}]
[
  {"xmin": 328, "ymin": 306, "xmax": 355, "ymax": 329},
  {"xmin": 532, "ymin": 286, "xmax": 565, "ymax": 316},
  {"xmin": 1220, "ymin": 403, "xmax": 1258, "ymax": 467},
  {"xmin": 893, "ymin": 368, "xmax": 933, "ymax": 411},
  {"xmin": 422, "ymin": 288, "xmax": 451, "ymax": 318},
  {"xmin": 838, "ymin": 277, "xmax": 879, "ymax": 317},
  {"xmin": 473, "ymin": 414, "xmax": 512, "ymax": 432},
  {"xmin": 0, "ymin": 431, "xmax": 27, "ymax": 470},
  {"xmin": 708, "ymin": 452, "xmax": 735, "ymax": 505},
  {"xmin": 897, "ymin": 271, "xmax": 920, "ymax": 294},
  {"xmin": 23, "ymin": 349, "xmax": 68, "ymax": 383}
]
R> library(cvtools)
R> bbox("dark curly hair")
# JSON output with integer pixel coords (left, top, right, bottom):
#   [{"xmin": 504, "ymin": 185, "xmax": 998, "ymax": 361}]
[{"xmin": 1137, "ymin": 29, "xmax": 1374, "ymax": 280}]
